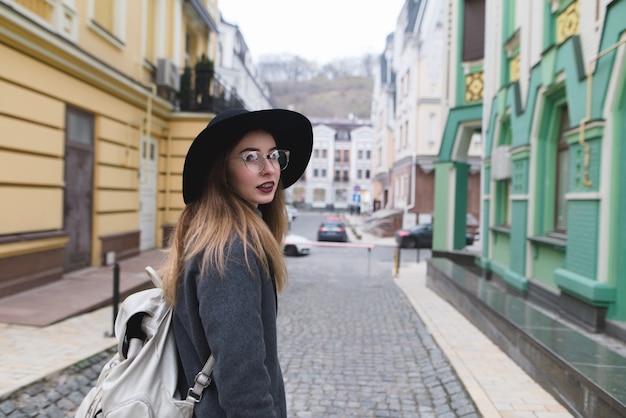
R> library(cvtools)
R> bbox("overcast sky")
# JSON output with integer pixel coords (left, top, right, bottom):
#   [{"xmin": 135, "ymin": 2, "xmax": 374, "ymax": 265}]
[{"xmin": 219, "ymin": 0, "xmax": 406, "ymax": 64}]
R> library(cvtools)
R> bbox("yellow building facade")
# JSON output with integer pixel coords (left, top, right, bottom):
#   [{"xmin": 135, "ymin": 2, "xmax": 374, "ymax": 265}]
[{"xmin": 0, "ymin": 0, "xmax": 220, "ymax": 297}]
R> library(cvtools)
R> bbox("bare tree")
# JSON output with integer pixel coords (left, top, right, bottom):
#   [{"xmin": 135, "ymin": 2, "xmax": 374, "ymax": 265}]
[{"xmin": 258, "ymin": 54, "xmax": 318, "ymax": 82}]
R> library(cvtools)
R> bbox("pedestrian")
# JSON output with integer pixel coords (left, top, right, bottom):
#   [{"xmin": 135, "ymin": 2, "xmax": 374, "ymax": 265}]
[{"xmin": 160, "ymin": 108, "xmax": 313, "ymax": 417}]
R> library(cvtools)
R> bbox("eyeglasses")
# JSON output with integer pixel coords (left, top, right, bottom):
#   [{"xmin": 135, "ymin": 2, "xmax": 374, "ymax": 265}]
[{"xmin": 234, "ymin": 149, "xmax": 290, "ymax": 173}]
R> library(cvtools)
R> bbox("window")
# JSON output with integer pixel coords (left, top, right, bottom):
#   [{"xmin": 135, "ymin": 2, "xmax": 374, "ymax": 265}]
[
  {"xmin": 322, "ymin": 149, "xmax": 328, "ymax": 158},
  {"xmin": 365, "ymin": 170, "xmax": 370, "ymax": 179},
  {"xmin": 321, "ymin": 169, "xmax": 326, "ymax": 178},
  {"xmin": 314, "ymin": 149, "xmax": 320, "ymax": 158},
  {"xmin": 144, "ymin": 0, "xmax": 156, "ymax": 63},
  {"xmin": 313, "ymin": 169, "xmax": 319, "ymax": 177},
  {"xmin": 366, "ymin": 150, "xmax": 371, "ymax": 159},
  {"xmin": 342, "ymin": 170, "xmax": 349, "ymax": 182},
  {"xmin": 536, "ymin": 95, "xmax": 569, "ymax": 237},
  {"xmin": 404, "ymin": 121, "xmax": 409, "ymax": 147},
  {"xmin": 336, "ymin": 129, "xmax": 350, "ymax": 141},
  {"xmin": 314, "ymin": 188, "xmax": 325, "ymax": 203},
  {"xmin": 357, "ymin": 170, "xmax": 362, "ymax": 179},
  {"xmin": 462, "ymin": 0, "xmax": 485, "ymax": 61},
  {"xmin": 343, "ymin": 150, "xmax": 349, "ymax": 162},
  {"xmin": 428, "ymin": 113, "xmax": 436, "ymax": 144},
  {"xmin": 335, "ymin": 170, "xmax": 340, "ymax": 181},
  {"xmin": 93, "ymin": 0, "xmax": 114, "ymax": 33},
  {"xmin": 495, "ymin": 119, "xmax": 512, "ymax": 226},
  {"xmin": 67, "ymin": 109, "xmax": 95, "ymax": 146},
  {"xmin": 89, "ymin": 0, "xmax": 126, "ymax": 45},
  {"xmin": 496, "ymin": 180, "xmax": 511, "ymax": 226},
  {"xmin": 555, "ymin": 107, "xmax": 570, "ymax": 233},
  {"xmin": 358, "ymin": 150, "xmax": 363, "ymax": 159},
  {"xmin": 335, "ymin": 150, "xmax": 340, "ymax": 162},
  {"xmin": 335, "ymin": 189, "xmax": 348, "ymax": 203}
]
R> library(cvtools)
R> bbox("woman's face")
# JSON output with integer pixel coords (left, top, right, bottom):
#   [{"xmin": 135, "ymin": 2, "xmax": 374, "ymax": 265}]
[{"xmin": 227, "ymin": 130, "xmax": 281, "ymax": 207}]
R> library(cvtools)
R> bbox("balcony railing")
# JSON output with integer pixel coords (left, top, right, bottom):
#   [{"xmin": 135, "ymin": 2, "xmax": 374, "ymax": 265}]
[{"xmin": 177, "ymin": 67, "xmax": 245, "ymax": 113}]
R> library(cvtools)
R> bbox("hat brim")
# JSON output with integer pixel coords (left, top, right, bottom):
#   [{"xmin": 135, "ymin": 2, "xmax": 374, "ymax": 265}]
[{"xmin": 183, "ymin": 109, "xmax": 313, "ymax": 204}]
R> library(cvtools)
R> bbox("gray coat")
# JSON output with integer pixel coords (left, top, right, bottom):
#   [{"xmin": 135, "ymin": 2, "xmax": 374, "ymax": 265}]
[{"xmin": 173, "ymin": 237, "xmax": 286, "ymax": 417}]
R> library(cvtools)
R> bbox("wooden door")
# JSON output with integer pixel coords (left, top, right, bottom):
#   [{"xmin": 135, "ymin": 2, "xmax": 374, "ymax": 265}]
[{"xmin": 63, "ymin": 107, "xmax": 94, "ymax": 271}]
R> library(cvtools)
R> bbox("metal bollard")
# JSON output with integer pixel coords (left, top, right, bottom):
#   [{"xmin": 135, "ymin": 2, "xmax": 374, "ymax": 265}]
[
  {"xmin": 394, "ymin": 247, "xmax": 400, "ymax": 277},
  {"xmin": 367, "ymin": 247, "xmax": 371, "ymax": 279},
  {"xmin": 106, "ymin": 262, "xmax": 120, "ymax": 337}
]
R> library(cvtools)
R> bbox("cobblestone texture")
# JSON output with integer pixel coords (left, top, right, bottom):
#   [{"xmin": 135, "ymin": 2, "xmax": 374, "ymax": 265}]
[{"xmin": 0, "ymin": 246, "xmax": 480, "ymax": 417}]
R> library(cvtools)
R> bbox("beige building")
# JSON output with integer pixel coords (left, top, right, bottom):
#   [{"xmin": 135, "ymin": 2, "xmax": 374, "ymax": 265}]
[
  {"xmin": 371, "ymin": 0, "xmax": 481, "ymax": 236},
  {"xmin": 0, "ymin": 0, "xmax": 236, "ymax": 298}
]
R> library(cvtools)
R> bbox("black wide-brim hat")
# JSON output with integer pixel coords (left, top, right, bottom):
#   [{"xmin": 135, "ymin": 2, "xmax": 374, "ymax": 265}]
[{"xmin": 183, "ymin": 108, "xmax": 313, "ymax": 204}]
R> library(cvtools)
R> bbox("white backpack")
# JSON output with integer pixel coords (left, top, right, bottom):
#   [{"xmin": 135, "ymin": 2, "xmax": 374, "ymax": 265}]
[{"xmin": 75, "ymin": 267, "xmax": 214, "ymax": 418}]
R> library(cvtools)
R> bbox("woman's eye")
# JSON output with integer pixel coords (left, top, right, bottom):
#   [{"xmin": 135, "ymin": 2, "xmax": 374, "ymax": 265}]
[
  {"xmin": 268, "ymin": 151, "xmax": 279, "ymax": 160},
  {"xmin": 243, "ymin": 152, "xmax": 260, "ymax": 162}
]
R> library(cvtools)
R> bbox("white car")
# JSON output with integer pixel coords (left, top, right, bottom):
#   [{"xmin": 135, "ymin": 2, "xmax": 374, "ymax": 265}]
[{"xmin": 283, "ymin": 234, "xmax": 311, "ymax": 256}]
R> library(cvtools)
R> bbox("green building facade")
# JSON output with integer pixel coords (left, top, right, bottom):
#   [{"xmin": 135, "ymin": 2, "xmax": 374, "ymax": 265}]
[{"xmin": 435, "ymin": 0, "xmax": 626, "ymax": 337}]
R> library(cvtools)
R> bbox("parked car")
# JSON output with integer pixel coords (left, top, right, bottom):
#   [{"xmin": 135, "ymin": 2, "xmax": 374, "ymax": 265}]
[
  {"xmin": 317, "ymin": 220, "xmax": 348, "ymax": 242},
  {"xmin": 283, "ymin": 234, "xmax": 311, "ymax": 256},
  {"xmin": 395, "ymin": 224, "xmax": 474, "ymax": 248}
]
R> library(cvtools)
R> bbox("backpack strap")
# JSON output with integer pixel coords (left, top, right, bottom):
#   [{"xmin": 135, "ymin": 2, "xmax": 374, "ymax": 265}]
[
  {"xmin": 143, "ymin": 266, "xmax": 215, "ymax": 404},
  {"xmin": 185, "ymin": 354, "xmax": 216, "ymax": 403}
]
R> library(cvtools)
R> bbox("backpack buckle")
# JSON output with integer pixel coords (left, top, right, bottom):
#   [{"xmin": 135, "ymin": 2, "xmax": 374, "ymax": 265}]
[
  {"xmin": 188, "ymin": 371, "xmax": 212, "ymax": 402},
  {"xmin": 187, "ymin": 388, "xmax": 203, "ymax": 402}
]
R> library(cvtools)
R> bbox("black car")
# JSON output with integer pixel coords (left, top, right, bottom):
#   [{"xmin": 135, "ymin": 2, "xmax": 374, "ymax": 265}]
[
  {"xmin": 395, "ymin": 224, "xmax": 474, "ymax": 248},
  {"xmin": 317, "ymin": 220, "xmax": 348, "ymax": 242}
]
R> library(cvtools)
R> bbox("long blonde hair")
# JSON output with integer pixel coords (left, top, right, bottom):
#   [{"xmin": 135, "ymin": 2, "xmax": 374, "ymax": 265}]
[{"xmin": 161, "ymin": 134, "xmax": 289, "ymax": 306}]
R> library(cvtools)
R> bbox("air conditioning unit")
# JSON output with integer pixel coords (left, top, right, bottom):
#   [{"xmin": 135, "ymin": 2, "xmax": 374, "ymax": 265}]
[
  {"xmin": 156, "ymin": 59, "xmax": 180, "ymax": 92},
  {"xmin": 491, "ymin": 145, "xmax": 512, "ymax": 180}
]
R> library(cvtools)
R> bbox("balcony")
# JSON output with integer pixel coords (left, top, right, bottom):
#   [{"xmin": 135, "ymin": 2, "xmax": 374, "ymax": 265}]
[{"xmin": 177, "ymin": 67, "xmax": 245, "ymax": 113}]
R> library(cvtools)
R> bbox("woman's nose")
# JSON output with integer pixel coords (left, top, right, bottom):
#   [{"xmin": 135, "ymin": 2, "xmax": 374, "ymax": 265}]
[{"xmin": 262, "ymin": 158, "xmax": 279, "ymax": 174}]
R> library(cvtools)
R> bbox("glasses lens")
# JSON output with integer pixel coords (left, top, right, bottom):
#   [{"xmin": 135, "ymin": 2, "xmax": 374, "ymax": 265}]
[
  {"xmin": 242, "ymin": 151, "xmax": 263, "ymax": 172},
  {"xmin": 277, "ymin": 150, "xmax": 289, "ymax": 170},
  {"xmin": 240, "ymin": 150, "xmax": 290, "ymax": 172}
]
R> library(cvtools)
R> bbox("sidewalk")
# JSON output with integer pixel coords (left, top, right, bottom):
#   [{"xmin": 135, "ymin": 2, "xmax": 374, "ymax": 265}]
[
  {"xmin": 351, "ymin": 214, "xmax": 571, "ymax": 417},
  {"xmin": 0, "ymin": 249, "xmax": 166, "ymax": 398},
  {"xmin": 0, "ymin": 220, "xmax": 572, "ymax": 417}
]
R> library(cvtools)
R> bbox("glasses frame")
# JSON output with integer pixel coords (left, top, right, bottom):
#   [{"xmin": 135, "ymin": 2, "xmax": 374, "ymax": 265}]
[{"xmin": 232, "ymin": 149, "xmax": 291, "ymax": 173}]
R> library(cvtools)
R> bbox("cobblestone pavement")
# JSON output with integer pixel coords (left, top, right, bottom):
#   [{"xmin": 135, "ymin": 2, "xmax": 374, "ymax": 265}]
[
  {"xmin": 0, "ymin": 348, "xmax": 114, "ymax": 418},
  {"xmin": 278, "ymin": 246, "xmax": 479, "ymax": 417},
  {"xmin": 0, "ymin": 245, "xmax": 480, "ymax": 417}
]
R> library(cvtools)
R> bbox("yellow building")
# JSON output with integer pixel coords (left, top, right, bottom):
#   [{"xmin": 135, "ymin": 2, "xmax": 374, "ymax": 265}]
[{"xmin": 0, "ymin": 0, "xmax": 231, "ymax": 297}]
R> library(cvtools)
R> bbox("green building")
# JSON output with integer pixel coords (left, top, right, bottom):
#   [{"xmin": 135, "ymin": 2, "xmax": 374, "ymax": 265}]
[{"xmin": 435, "ymin": 0, "xmax": 626, "ymax": 339}]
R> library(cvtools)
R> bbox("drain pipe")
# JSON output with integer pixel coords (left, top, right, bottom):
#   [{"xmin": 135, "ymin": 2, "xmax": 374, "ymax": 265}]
[
  {"xmin": 579, "ymin": 37, "xmax": 626, "ymax": 187},
  {"xmin": 145, "ymin": 83, "xmax": 157, "ymax": 143},
  {"xmin": 165, "ymin": 127, "xmax": 172, "ymax": 223}
]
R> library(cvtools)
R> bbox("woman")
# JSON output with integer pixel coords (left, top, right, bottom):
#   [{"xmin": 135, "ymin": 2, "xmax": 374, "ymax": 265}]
[{"xmin": 161, "ymin": 108, "xmax": 313, "ymax": 417}]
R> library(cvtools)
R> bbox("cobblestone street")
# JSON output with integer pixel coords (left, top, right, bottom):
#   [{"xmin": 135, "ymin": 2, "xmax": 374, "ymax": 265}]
[
  {"xmin": 1, "ymin": 245, "xmax": 480, "ymax": 417},
  {"xmin": 278, "ymin": 246, "xmax": 479, "ymax": 417}
]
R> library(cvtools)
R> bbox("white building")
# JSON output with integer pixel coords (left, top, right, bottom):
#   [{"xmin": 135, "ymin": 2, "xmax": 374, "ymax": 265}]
[
  {"xmin": 371, "ymin": 33, "xmax": 397, "ymax": 212},
  {"xmin": 289, "ymin": 119, "xmax": 373, "ymax": 213},
  {"xmin": 216, "ymin": 15, "xmax": 272, "ymax": 110},
  {"xmin": 370, "ymin": 0, "xmax": 483, "ymax": 236}
]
